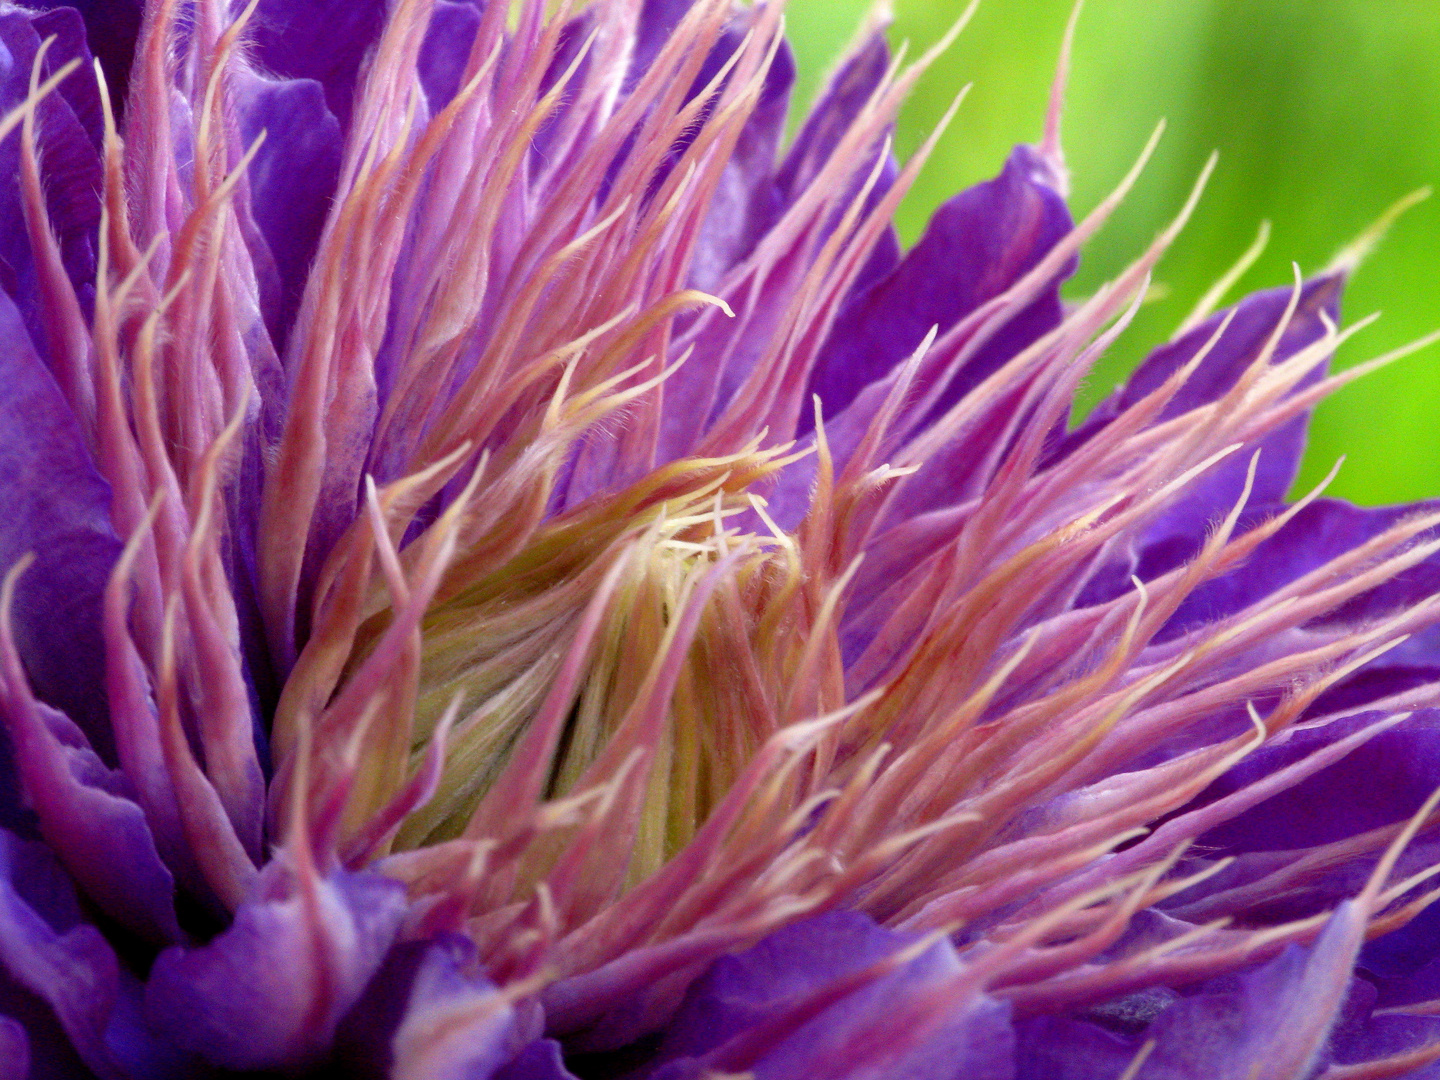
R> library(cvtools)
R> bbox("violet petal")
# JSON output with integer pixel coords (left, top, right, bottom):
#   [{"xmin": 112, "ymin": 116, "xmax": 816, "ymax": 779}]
[
  {"xmin": 230, "ymin": 66, "xmax": 343, "ymax": 347},
  {"xmin": 0, "ymin": 833, "xmax": 192, "ymax": 1079},
  {"xmin": 644, "ymin": 911, "xmax": 1015, "ymax": 1080},
  {"xmin": 495, "ymin": 1040, "xmax": 579, "ymax": 1080},
  {"xmin": 808, "ymin": 144, "xmax": 1072, "ymax": 431},
  {"xmin": 738, "ymin": 993, "xmax": 1013, "ymax": 1080},
  {"xmin": 1149, "ymin": 497, "xmax": 1440, "ymax": 649},
  {"xmin": 0, "ymin": 288, "xmax": 118, "ymax": 759},
  {"xmin": 0, "ymin": 969, "xmax": 109, "ymax": 1080},
  {"xmin": 1130, "ymin": 930, "xmax": 1360, "ymax": 1078},
  {"xmin": 0, "ymin": 11, "xmax": 103, "ymax": 349},
  {"xmin": 1072, "ymin": 275, "xmax": 1342, "ymax": 449},
  {"xmin": 333, "ymin": 934, "xmax": 564, "ymax": 1080},
  {"xmin": 573, "ymin": 10, "xmax": 798, "ymax": 489},
  {"xmin": 1367, "ymin": 928, "xmax": 1440, "ymax": 1014},
  {"xmin": 686, "ymin": 38, "xmax": 793, "ymax": 293},
  {"xmin": 332, "ymin": 940, "xmax": 431, "ymax": 1078},
  {"xmin": 630, "ymin": 0, "xmax": 701, "ymax": 89},
  {"xmin": 759, "ymin": 143, "xmax": 1074, "ymax": 528},
  {"xmin": 1195, "ymin": 709, "xmax": 1440, "ymax": 853},
  {"xmin": 25, "ymin": 8, "xmax": 102, "ymax": 150},
  {"xmin": 22, "ymin": 1, "xmax": 139, "ymax": 109},
  {"xmin": 1330, "ymin": 1010, "xmax": 1440, "ymax": 1075},
  {"xmin": 776, "ymin": 32, "xmax": 892, "ymax": 211},
  {"xmin": 144, "ymin": 863, "xmax": 407, "ymax": 1071},
  {"xmin": 388, "ymin": 934, "xmax": 527, "ymax": 1080},
  {"xmin": 1020, "ymin": 903, "xmax": 1367, "ymax": 1080},
  {"xmin": 418, "ymin": 0, "xmax": 484, "ymax": 112},
  {"xmin": 649, "ymin": 911, "xmax": 921, "ymax": 1062},
  {"xmin": 249, "ymin": 0, "xmax": 389, "ymax": 129},
  {"xmin": 1015, "ymin": 1014, "xmax": 1135, "ymax": 1080},
  {"xmin": 1068, "ymin": 276, "xmax": 1344, "ymax": 611},
  {"xmin": 530, "ymin": 11, "xmax": 596, "ymax": 169},
  {"xmin": 776, "ymin": 32, "xmax": 901, "ymax": 303},
  {"xmin": 0, "ymin": 1015, "xmax": 25, "ymax": 1080},
  {"xmin": 0, "ymin": 833, "xmax": 123, "ymax": 1079},
  {"xmin": 0, "ymin": 692, "xmax": 180, "ymax": 945}
]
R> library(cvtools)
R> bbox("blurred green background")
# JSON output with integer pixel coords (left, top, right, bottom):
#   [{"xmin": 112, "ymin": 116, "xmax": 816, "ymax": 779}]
[{"xmin": 785, "ymin": 0, "xmax": 1440, "ymax": 506}]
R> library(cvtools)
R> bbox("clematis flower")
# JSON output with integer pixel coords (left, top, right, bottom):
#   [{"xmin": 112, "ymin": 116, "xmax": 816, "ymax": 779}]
[{"xmin": 6, "ymin": 0, "xmax": 1440, "ymax": 1076}]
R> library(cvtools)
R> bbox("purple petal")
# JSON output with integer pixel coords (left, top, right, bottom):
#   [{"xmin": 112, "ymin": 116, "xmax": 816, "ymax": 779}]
[
  {"xmin": 1362, "ymin": 882, "xmax": 1440, "ymax": 988},
  {"xmin": 0, "ymin": 11, "xmax": 103, "ymax": 343},
  {"xmin": 736, "ymin": 993, "xmax": 1013, "ymax": 1080},
  {"xmin": 1148, "ymin": 498, "xmax": 1440, "ymax": 642},
  {"xmin": 643, "ymin": 911, "xmax": 1015, "ymax": 1080},
  {"xmin": 22, "ymin": 1, "xmax": 140, "ymax": 110},
  {"xmin": 573, "ymin": 10, "xmax": 798, "ymax": 489},
  {"xmin": 331, "ymin": 940, "xmax": 431, "ymax": 1077},
  {"xmin": 776, "ymin": 32, "xmax": 890, "ymax": 210},
  {"xmin": 649, "ymin": 911, "xmax": 922, "ymax": 1061},
  {"xmin": 620, "ymin": 5, "xmax": 794, "ymax": 281},
  {"xmin": 1151, "ymin": 710, "xmax": 1440, "ymax": 991},
  {"xmin": 231, "ymin": 67, "xmax": 343, "ymax": 347},
  {"xmin": 333, "ymin": 934, "xmax": 562, "ymax": 1080},
  {"xmin": 1075, "ymin": 275, "xmax": 1342, "ymax": 444},
  {"xmin": 418, "ymin": 0, "xmax": 484, "ymax": 111},
  {"xmin": 1132, "ymin": 951, "xmax": 1334, "ymax": 1078},
  {"xmin": 528, "ymin": 11, "xmax": 599, "ymax": 171},
  {"xmin": 25, "ymin": 8, "xmax": 102, "ymax": 150},
  {"xmin": 1196, "ymin": 709, "xmax": 1440, "ymax": 852},
  {"xmin": 1366, "ymin": 921, "xmax": 1440, "ymax": 1018},
  {"xmin": 687, "ymin": 39, "xmax": 794, "ymax": 293},
  {"xmin": 807, "ymin": 144, "xmax": 1073, "ymax": 431},
  {"xmin": 776, "ymin": 32, "xmax": 901, "ymax": 300},
  {"xmin": 631, "ymin": 0, "xmax": 701, "ymax": 85},
  {"xmin": 0, "ymin": 691, "xmax": 180, "ymax": 944},
  {"xmin": 757, "ymin": 143, "xmax": 1075, "ymax": 529},
  {"xmin": 0, "ymin": 1015, "xmax": 25, "ymax": 1080},
  {"xmin": 495, "ymin": 1040, "xmax": 579, "ymax": 1080},
  {"xmin": 1330, "ymin": 1010, "xmax": 1440, "ymax": 1075},
  {"xmin": 144, "ymin": 863, "xmax": 407, "ymax": 1071},
  {"xmin": 0, "ymin": 289, "xmax": 117, "ymax": 758},
  {"xmin": 249, "ymin": 0, "xmax": 389, "ymax": 128},
  {"xmin": 1144, "ymin": 914, "xmax": 1367, "ymax": 1078},
  {"xmin": 0, "ymin": 295, "xmax": 180, "ymax": 943},
  {"xmin": 1067, "ymin": 276, "xmax": 1344, "ymax": 611},
  {"xmin": 0, "ymin": 971, "xmax": 105, "ymax": 1080},
  {"xmin": 0, "ymin": 833, "xmax": 124, "ymax": 1079},
  {"xmin": 388, "ymin": 935, "xmax": 531, "ymax": 1080},
  {"xmin": 0, "ymin": 833, "xmax": 191, "ymax": 1079},
  {"xmin": 1019, "ymin": 906, "xmax": 1370, "ymax": 1079},
  {"xmin": 653, "ymin": 35, "xmax": 898, "ymax": 469},
  {"xmin": 1016, "ymin": 1014, "xmax": 1135, "ymax": 1079}
]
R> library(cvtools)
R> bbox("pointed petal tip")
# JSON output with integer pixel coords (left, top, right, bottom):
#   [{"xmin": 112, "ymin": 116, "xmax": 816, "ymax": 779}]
[{"xmin": 1325, "ymin": 187, "xmax": 1432, "ymax": 278}]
